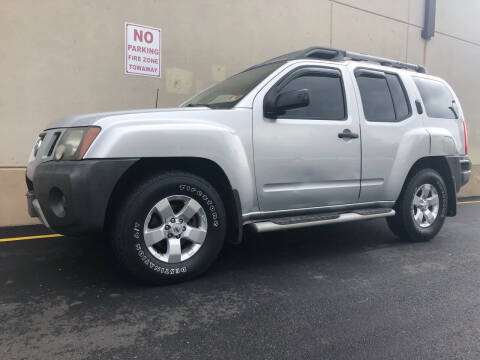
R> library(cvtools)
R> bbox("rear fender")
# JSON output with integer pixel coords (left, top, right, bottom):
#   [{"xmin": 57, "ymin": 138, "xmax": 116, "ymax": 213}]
[
  {"xmin": 427, "ymin": 127, "xmax": 461, "ymax": 156},
  {"xmin": 384, "ymin": 127, "xmax": 430, "ymax": 201}
]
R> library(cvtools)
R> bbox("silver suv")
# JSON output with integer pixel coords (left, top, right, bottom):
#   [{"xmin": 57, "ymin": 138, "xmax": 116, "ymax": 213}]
[{"xmin": 26, "ymin": 47, "xmax": 471, "ymax": 284}]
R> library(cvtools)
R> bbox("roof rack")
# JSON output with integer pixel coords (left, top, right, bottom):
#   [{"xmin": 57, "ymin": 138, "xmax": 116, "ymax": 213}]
[{"xmin": 257, "ymin": 46, "xmax": 426, "ymax": 73}]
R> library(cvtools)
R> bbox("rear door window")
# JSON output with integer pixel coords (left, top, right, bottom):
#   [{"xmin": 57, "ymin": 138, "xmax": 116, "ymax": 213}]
[
  {"xmin": 386, "ymin": 74, "xmax": 410, "ymax": 120},
  {"xmin": 356, "ymin": 72, "xmax": 396, "ymax": 122},
  {"xmin": 413, "ymin": 77, "xmax": 456, "ymax": 119},
  {"xmin": 355, "ymin": 70, "xmax": 411, "ymax": 122}
]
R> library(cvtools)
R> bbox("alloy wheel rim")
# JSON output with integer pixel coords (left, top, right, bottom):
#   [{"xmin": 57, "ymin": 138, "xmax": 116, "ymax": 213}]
[
  {"xmin": 411, "ymin": 183, "xmax": 440, "ymax": 228},
  {"xmin": 143, "ymin": 195, "xmax": 208, "ymax": 263}
]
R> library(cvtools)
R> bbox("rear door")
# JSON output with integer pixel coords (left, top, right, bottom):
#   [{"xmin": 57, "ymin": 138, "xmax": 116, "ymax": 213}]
[
  {"xmin": 252, "ymin": 64, "xmax": 362, "ymax": 212},
  {"xmin": 352, "ymin": 67, "xmax": 428, "ymax": 202}
]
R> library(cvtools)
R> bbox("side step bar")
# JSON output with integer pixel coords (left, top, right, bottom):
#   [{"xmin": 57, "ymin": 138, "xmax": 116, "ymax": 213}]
[{"xmin": 250, "ymin": 208, "xmax": 395, "ymax": 233}]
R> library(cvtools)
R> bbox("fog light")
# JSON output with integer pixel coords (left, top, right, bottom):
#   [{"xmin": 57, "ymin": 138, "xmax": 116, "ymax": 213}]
[{"xmin": 49, "ymin": 187, "xmax": 66, "ymax": 218}]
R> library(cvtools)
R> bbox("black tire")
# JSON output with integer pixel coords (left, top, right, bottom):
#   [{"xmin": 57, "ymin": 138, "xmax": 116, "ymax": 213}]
[
  {"xmin": 111, "ymin": 171, "xmax": 226, "ymax": 285},
  {"xmin": 387, "ymin": 168, "xmax": 448, "ymax": 242}
]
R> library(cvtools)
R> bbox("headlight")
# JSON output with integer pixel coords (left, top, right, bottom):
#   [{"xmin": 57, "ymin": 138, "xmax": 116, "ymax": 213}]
[{"xmin": 54, "ymin": 126, "xmax": 101, "ymax": 161}]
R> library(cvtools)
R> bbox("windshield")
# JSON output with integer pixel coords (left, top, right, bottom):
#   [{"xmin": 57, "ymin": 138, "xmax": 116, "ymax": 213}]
[{"xmin": 182, "ymin": 61, "xmax": 285, "ymax": 109}]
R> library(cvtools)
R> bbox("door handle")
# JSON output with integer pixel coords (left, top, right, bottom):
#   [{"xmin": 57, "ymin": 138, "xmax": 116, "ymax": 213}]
[{"xmin": 338, "ymin": 129, "xmax": 359, "ymax": 139}]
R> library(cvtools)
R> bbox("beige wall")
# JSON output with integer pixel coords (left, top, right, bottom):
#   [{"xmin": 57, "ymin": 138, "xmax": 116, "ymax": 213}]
[{"xmin": 1, "ymin": 0, "xmax": 480, "ymax": 226}]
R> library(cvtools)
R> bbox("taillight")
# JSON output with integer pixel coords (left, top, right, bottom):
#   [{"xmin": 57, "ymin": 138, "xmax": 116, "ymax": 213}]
[{"xmin": 462, "ymin": 121, "xmax": 468, "ymax": 155}]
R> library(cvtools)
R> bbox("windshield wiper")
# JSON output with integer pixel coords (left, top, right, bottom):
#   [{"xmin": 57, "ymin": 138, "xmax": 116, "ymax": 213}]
[{"xmin": 186, "ymin": 103, "xmax": 214, "ymax": 108}]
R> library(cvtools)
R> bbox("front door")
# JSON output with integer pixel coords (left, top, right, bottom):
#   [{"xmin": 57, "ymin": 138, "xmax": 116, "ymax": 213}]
[{"xmin": 252, "ymin": 64, "xmax": 361, "ymax": 212}]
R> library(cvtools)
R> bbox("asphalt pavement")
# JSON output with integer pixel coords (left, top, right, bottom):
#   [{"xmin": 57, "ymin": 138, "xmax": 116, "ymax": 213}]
[{"xmin": 1, "ymin": 202, "xmax": 480, "ymax": 360}]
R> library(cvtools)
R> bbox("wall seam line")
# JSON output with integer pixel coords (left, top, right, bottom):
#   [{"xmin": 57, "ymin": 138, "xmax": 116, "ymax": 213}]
[
  {"xmin": 330, "ymin": 0, "xmax": 480, "ymax": 47},
  {"xmin": 434, "ymin": 31, "xmax": 480, "ymax": 47},
  {"xmin": 330, "ymin": 0, "xmax": 413, "ymax": 26},
  {"xmin": 329, "ymin": 1, "xmax": 333, "ymax": 47}
]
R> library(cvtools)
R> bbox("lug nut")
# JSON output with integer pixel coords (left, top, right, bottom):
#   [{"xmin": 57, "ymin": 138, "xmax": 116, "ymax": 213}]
[
  {"xmin": 179, "ymin": 219, "xmax": 183, "ymax": 223},
  {"xmin": 176, "ymin": 235, "xmax": 181, "ymax": 239},
  {"xmin": 168, "ymin": 233, "xmax": 173, "ymax": 238},
  {"xmin": 170, "ymin": 218, "xmax": 176, "ymax": 223},
  {"xmin": 182, "ymin": 226, "xmax": 186, "ymax": 231},
  {"xmin": 165, "ymin": 225, "xmax": 170, "ymax": 230}
]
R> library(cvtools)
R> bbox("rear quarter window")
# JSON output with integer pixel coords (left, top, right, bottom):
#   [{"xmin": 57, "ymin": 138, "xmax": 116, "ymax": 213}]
[{"xmin": 413, "ymin": 77, "xmax": 456, "ymax": 119}]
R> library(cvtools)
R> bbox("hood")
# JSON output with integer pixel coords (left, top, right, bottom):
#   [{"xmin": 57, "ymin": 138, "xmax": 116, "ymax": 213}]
[{"xmin": 46, "ymin": 107, "xmax": 207, "ymax": 129}]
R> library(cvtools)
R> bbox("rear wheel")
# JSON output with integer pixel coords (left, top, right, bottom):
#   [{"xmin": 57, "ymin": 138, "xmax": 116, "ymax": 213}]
[
  {"xmin": 387, "ymin": 168, "xmax": 448, "ymax": 242},
  {"xmin": 111, "ymin": 171, "xmax": 226, "ymax": 284}
]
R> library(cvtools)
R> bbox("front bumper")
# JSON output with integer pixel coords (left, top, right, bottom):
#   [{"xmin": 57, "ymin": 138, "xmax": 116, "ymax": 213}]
[
  {"xmin": 27, "ymin": 191, "xmax": 51, "ymax": 228},
  {"xmin": 27, "ymin": 159, "xmax": 137, "ymax": 235}
]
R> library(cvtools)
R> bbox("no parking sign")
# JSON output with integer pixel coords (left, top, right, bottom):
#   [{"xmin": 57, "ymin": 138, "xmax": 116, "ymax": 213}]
[{"xmin": 125, "ymin": 22, "xmax": 161, "ymax": 77}]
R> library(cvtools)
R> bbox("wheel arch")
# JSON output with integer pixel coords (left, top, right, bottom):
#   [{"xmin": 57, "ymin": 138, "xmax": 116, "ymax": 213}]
[
  {"xmin": 396, "ymin": 156, "xmax": 457, "ymax": 216},
  {"xmin": 104, "ymin": 157, "xmax": 243, "ymax": 243}
]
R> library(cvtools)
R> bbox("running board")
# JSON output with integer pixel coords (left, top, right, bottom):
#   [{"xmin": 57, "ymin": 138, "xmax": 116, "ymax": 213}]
[{"xmin": 250, "ymin": 208, "xmax": 395, "ymax": 233}]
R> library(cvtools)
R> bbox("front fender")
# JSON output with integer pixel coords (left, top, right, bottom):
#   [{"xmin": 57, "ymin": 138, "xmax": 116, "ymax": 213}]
[{"xmin": 85, "ymin": 112, "xmax": 257, "ymax": 214}]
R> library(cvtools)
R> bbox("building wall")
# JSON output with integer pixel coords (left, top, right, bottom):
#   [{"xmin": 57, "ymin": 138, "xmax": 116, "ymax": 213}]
[{"xmin": 1, "ymin": 0, "xmax": 479, "ymax": 226}]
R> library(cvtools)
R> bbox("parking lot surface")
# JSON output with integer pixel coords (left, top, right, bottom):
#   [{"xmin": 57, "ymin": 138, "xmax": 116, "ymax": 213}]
[{"xmin": 1, "ymin": 202, "xmax": 480, "ymax": 360}]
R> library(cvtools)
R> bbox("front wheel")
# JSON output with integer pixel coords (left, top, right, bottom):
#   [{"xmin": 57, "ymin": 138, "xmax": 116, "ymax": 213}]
[
  {"xmin": 111, "ymin": 171, "xmax": 226, "ymax": 284},
  {"xmin": 387, "ymin": 168, "xmax": 448, "ymax": 242}
]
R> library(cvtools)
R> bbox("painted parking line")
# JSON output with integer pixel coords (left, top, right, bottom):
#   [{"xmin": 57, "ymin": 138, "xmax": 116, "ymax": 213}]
[
  {"xmin": 0, "ymin": 234, "xmax": 62, "ymax": 243},
  {"xmin": 0, "ymin": 200, "xmax": 479, "ymax": 243}
]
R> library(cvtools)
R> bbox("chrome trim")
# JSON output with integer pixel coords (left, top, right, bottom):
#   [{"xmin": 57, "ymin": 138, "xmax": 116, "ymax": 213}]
[
  {"xmin": 251, "ymin": 210, "xmax": 395, "ymax": 232},
  {"xmin": 263, "ymin": 180, "xmax": 359, "ymax": 193}
]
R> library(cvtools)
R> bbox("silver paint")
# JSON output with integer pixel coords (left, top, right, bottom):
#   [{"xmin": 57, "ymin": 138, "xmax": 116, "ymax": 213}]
[{"xmin": 26, "ymin": 58, "xmax": 468, "ymax": 225}]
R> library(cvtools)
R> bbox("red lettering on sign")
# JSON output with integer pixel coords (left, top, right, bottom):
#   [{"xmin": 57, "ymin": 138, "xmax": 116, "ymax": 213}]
[
  {"xmin": 144, "ymin": 31, "xmax": 153, "ymax": 43},
  {"xmin": 126, "ymin": 23, "xmax": 161, "ymax": 77},
  {"xmin": 133, "ymin": 29, "xmax": 143, "ymax": 42},
  {"xmin": 133, "ymin": 29, "xmax": 154, "ymax": 44}
]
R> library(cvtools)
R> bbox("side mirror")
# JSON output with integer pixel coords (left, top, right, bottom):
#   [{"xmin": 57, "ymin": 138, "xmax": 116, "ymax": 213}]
[{"xmin": 264, "ymin": 89, "xmax": 309, "ymax": 118}]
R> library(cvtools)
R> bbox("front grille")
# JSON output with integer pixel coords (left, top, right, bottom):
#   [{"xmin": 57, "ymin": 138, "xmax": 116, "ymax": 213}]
[{"xmin": 47, "ymin": 132, "xmax": 61, "ymax": 156}]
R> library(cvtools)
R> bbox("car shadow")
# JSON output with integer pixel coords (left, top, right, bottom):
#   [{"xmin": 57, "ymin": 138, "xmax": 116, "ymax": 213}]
[
  {"xmin": 214, "ymin": 218, "xmax": 401, "ymax": 275},
  {"xmin": 1, "ymin": 218, "xmax": 402, "ymax": 294}
]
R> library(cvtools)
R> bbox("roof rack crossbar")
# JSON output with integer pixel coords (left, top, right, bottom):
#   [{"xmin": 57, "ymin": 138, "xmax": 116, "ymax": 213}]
[{"xmin": 254, "ymin": 47, "xmax": 426, "ymax": 73}]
